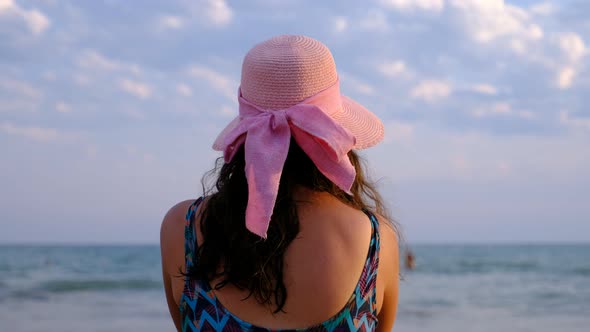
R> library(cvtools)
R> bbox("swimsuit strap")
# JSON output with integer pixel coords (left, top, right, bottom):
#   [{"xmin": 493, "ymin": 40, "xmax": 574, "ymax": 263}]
[
  {"xmin": 183, "ymin": 197, "xmax": 205, "ymax": 296},
  {"xmin": 357, "ymin": 209, "xmax": 381, "ymax": 314}
]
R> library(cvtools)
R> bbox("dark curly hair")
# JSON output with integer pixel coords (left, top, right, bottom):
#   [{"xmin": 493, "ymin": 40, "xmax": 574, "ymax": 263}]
[{"xmin": 184, "ymin": 139, "xmax": 394, "ymax": 313}]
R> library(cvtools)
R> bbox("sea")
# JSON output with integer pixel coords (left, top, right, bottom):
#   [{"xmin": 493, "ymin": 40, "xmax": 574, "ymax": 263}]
[{"xmin": 0, "ymin": 244, "xmax": 588, "ymax": 332}]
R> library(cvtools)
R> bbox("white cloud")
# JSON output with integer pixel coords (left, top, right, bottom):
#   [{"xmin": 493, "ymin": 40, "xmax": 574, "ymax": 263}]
[
  {"xmin": 0, "ymin": 78, "xmax": 43, "ymax": 113},
  {"xmin": 188, "ymin": 65, "xmax": 236, "ymax": 101},
  {"xmin": 176, "ymin": 83, "xmax": 193, "ymax": 97},
  {"xmin": 0, "ymin": 0, "xmax": 51, "ymax": 35},
  {"xmin": 340, "ymin": 73, "xmax": 376, "ymax": 96},
  {"xmin": 551, "ymin": 33, "xmax": 586, "ymax": 90},
  {"xmin": 380, "ymin": 0, "xmax": 444, "ymax": 12},
  {"xmin": 410, "ymin": 80, "xmax": 452, "ymax": 102},
  {"xmin": 119, "ymin": 79, "xmax": 152, "ymax": 99},
  {"xmin": 450, "ymin": 0, "xmax": 543, "ymax": 44},
  {"xmin": 444, "ymin": 2, "xmax": 581, "ymax": 91},
  {"xmin": 77, "ymin": 50, "xmax": 141, "ymax": 75},
  {"xmin": 470, "ymin": 83, "xmax": 498, "ymax": 95},
  {"xmin": 509, "ymin": 39, "xmax": 527, "ymax": 54},
  {"xmin": 359, "ymin": 9, "xmax": 389, "ymax": 31},
  {"xmin": 55, "ymin": 101, "xmax": 71, "ymax": 113},
  {"xmin": 205, "ymin": 0, "xmax": 233, "ymax": 26},
  {"xmin": 556, "ymin": 67, "xmax": 575, "ymax": 89},
  {"xmin": 558, "ymin": 32, "xmax": 586, "ymax": 63},
  {"xmin": 0, "ymin": 122, "xmax": 62, "ymax": 142},
  {"xmin": 471, "ymin": 102, "xmax": 509, "ymax": 117},
  {"xmin": 332, "ymin": 16, "xmax": 348, "ymax": 33},
  {"xmin": 530, "ymin": 2, "xmax": 556, "ymax": 16},
  {"xmin": 442, "ymin": 0, "xmax": 572, "ymax": 90},
  {"xmin": 0, "ymin": 0, "xmax": 14, "ymax": 11},
  {"xmin": 78, "ymin": 51, "xmax": 118, "ymax": 70},
  {"xmin": 158, "ymin": 15, "xmax": 185, "ymax": 30},
  {"xmin": 377, "ymin": 60, "xmax": 408, "ymax": 78},
  {"xmin": 22, "ymin": 8, "xmax": 49, "ymax": 35},
  {"xmin": 352, "ymin": 82, "xmax": 375, "ymax": 95},
  {"xmin": 0, "ymin": 78, "xmax": 41, "ymax": 99},
  {"xmin": 471, "ymin": 102, "xmax": 535, "ymax": 119}
]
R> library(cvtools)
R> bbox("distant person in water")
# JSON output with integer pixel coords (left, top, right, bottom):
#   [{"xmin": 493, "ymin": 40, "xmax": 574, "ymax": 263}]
[
  {"xmin": 160, "ymin": 35, "xmax": 400, "ymax": 332},
  {"xmin": 405, "ymin": 249, "xmax": 416, "ymax": 270}
]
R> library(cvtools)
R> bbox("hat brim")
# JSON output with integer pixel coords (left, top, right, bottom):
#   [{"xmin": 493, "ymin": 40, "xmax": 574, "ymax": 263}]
[
  {"xmin": 212, "ymin": 95, "xmax": 384, "ymax": 151},
  {"xmin": 213, "ymin": 116, "xmax": 241, "ymax": 151},
  {"xmin": 336, "ymin": 95, "xmax": 384, "ymax": 150}
]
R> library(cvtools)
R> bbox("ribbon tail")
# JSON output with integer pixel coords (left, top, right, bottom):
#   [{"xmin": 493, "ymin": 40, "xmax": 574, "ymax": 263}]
[{"xmin": 243, "ymin": 115, "xmax": 291, "ymax": 238}]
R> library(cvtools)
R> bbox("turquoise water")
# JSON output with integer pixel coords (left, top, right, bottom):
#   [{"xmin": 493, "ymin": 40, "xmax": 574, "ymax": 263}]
[{"xmin": 0, "ymin": 244, "xmax": 589, "ymax": 331}]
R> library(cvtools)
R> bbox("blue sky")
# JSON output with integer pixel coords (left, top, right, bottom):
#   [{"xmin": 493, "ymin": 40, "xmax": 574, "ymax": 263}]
[{"xmin": 0, "ymin": 0, "xmax": 589, "ymax": 244}]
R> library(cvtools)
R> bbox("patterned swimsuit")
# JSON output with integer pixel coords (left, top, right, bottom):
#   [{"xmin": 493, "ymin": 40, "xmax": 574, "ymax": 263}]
[{"xmin": 180, "ymin": 197, "xmax": 381, "ymax": 332}]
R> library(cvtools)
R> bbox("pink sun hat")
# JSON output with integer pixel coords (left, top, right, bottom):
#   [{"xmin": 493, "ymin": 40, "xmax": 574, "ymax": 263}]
[{"xmin": 212, "ymin": 35, "xmax": 385, "ymax": 238}]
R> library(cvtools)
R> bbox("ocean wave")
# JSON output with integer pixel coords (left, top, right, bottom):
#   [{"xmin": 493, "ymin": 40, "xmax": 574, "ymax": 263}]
[
  {"xmin": 1, "ymin": 278, "xmax": 163, "ymax": 302},
  {"xmin": 534, "ymin": 291, "xmax": 570, "ymax": 301},
  {"xmin": 572, "ymin": 267, "xmax": 590, "ymax": 276},
  {"xmin": 415, "ymin": 259, "xmax": 543, "ymax": 275},
  {"xmin": 39, "ymin": 279, "xmax": 162, "ymax": 293},
  {"xmin": 458, "ymin": 260, "xmax": 539, "ymax": 272},
  {"xmin": 396, "ymin": 308, "xmax": 437, "ymax": 319},
  {"xmin": 400, "ymin": 298, "xmax": 457, "ymax": 309}
]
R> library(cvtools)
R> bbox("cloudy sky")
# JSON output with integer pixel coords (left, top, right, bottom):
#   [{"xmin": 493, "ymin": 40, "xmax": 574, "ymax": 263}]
[{"xmin": 1, "ymin": 0, "xmax": 589, "ymax": 244}]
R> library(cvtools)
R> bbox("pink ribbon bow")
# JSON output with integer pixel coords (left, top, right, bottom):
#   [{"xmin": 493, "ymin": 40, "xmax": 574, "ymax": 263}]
[{"xmin": 221, "ymin": 81, "xmax": 357, "ymax": 238}]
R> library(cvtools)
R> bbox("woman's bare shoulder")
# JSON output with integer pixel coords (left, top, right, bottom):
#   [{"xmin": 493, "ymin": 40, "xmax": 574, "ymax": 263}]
[
  {"xmin": 374, "ymin": 213, "xmax": 400, "ymax": 281},
  {"xmin": 375, "ymin": 213, "xmax": 399, "ymax": 251},
  {"xmin": 161, "ymin": 200, "xmax": 194, "ymax": 241},
  {"xmin": 160, "ymin": 200, "xmax": 198, "ymax": 271},
  {"xmin": 374, "ymin": 213, "xmax": 400, "ymax": 331}
]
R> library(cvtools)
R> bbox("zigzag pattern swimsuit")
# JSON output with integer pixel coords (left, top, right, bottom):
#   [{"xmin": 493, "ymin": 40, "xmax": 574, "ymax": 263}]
[{"xmin": 180, "ymin": 197, "xmax": 381, "ymax": 332}]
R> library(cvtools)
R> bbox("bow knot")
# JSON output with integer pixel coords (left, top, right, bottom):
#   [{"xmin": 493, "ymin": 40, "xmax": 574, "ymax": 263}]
[
  {"xmin": 270, "ymin": 111, "xmax": 289, "ymax": 130},
  {"xmin": 221, "ymin": 80, "xmax": 356, "ymax": 238}
]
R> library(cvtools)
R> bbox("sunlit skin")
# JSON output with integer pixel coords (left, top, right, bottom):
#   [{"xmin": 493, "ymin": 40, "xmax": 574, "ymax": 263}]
[{"xmin": 161, "ymin": 189, "xmax": 399, "ymax": 332}]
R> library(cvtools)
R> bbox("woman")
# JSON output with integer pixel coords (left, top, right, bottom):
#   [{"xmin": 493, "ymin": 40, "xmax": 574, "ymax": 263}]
[{"xmin": 160, "ymin": 35, "xmax": 399, "ymax": 332}]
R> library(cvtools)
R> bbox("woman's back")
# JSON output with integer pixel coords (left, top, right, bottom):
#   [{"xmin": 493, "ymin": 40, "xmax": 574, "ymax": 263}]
[{"xmin": 161, "ymin": 190, "xmax": 398, "ymax": 331}]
